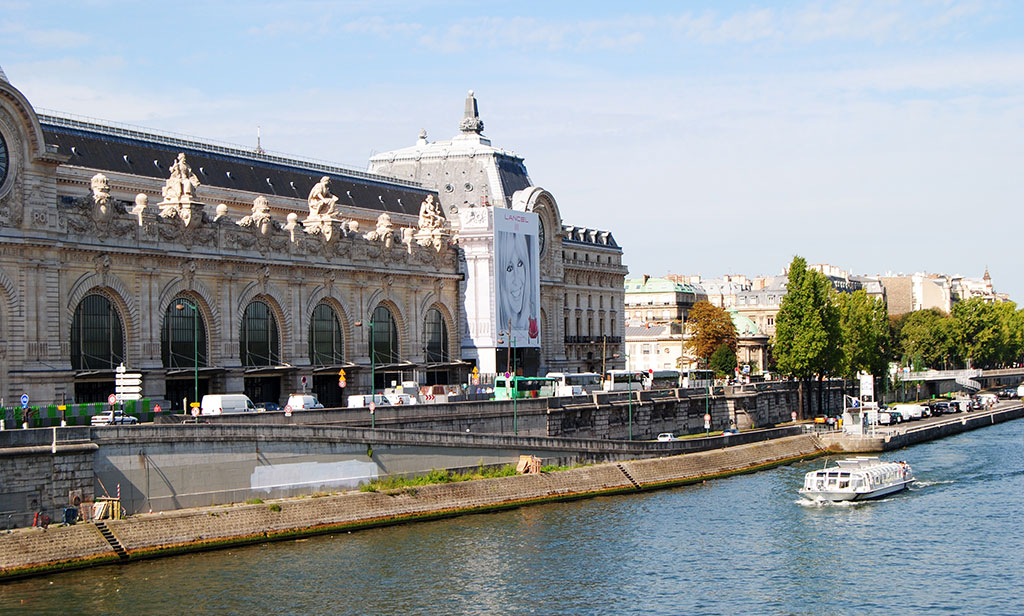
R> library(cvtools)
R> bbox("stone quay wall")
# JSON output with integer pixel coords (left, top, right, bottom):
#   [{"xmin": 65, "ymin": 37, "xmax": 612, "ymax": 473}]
[{"xmin": 0, "ymin": 433, "xmax": 825, "ymax": 580}]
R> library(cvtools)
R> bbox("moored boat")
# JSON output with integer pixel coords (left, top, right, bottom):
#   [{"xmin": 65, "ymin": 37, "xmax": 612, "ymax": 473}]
[{"xmin": 799, "ymin": 457, "xmax": 914, "ymax": 502}]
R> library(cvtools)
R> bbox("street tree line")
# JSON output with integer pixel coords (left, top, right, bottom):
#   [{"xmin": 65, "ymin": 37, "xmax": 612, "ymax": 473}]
[{"xmin": 771, "ymin": 256, "xmax": 1024, "ymax": 417}]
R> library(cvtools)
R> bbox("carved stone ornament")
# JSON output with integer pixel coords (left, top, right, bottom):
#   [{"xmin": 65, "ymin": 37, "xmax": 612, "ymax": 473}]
[
  {"xmin": 91, "ymin": 173, "xmax": 116, "ymax": 221},
  {"xmin": 238, "ymin": 195, "xmax": 278, "ymax": 236},
  {"xmin": 158, "ymin": 153, "xmax": 201, "ymax": 222},
  {"xmin": 305, "ymin": 176, "xmax": 339, "ymax": 223},
  {"xmin": 130, "ymin": 193, "xmax": 148, "ymax": 227},
  {"xmin": 363, "ymin": 213, "xmax": 395, "ymax": 248}
]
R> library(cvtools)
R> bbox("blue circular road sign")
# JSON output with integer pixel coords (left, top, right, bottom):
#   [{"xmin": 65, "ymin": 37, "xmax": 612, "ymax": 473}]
[{"xmin": 20, "ymin": 393, "xmax": 29, "ymax": 408}]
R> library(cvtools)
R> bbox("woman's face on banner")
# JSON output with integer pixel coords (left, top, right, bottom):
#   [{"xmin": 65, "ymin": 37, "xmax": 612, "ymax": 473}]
[{"xmin": 503, "ymin": 234, "xmax": 528, "ymax": 314}]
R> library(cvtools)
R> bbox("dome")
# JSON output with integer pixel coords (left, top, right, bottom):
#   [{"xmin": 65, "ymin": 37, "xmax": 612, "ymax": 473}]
[{"xmin": 728, "ymin": 309, "xmax": 761, "ymax": 336}]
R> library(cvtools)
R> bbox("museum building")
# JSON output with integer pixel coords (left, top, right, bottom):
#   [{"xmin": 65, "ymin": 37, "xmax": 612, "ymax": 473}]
[{"xmin": 0, "ymin": 69, "xmax": 625, "ymax": 410}]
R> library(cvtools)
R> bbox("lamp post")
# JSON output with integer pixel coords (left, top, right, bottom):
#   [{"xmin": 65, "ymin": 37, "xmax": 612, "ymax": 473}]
[
  {"xmin": 625, "ymin": 352, "xmax": 633, "ymax": 441},
  {"xmin": 498, "ymin": 323, "xmax": 518, "ymax": 436},
  {"xmin": 354, "ymin": 320, "xmax": 375, "ymax": 398},
  {"xmin": 175, "ymin": 300, "xmax": 199, "ymax": 411}
]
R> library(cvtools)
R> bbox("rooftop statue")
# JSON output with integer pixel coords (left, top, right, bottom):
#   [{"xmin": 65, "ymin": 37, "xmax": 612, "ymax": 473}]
[
  {"xmin": 90, "ymin": 173, "xmax": 113, "ymax": 219},
  {"xmin": 414, "ymin": 194, "xmax": 447, "ymax": 252},
  {"xmin": 239, "ymin": 195, "xmax": 276, "ymax": 235},
  {"xmin": 307, "ymin": 176, "xmax": 339, "ymax": 221},
  {"xmin": 160, "ymin": 153, "xmax": 200, "ymax": 215},
  {"xmin": 363, "ymin": 213, "xmax": 394, "ymax": 248}
]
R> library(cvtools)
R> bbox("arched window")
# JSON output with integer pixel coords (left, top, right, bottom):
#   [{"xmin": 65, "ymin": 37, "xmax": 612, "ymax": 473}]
[
  {"xmin": 161, "ymin": 299, "xmax": 208, "ymax": 369},
  {"xmin": 424, "ymin": 308, "xmax": 449, "ymax": 363},
  {"xmin": 369, "ymin": 305, "xmax": 399, "ymax": 364},
  {"xmin": 240, "ymin": 300, "xmax": 279, "ymax": 367},
  {"xmin": 309, "ymin": 303, "xmax": 343, "ymax": 366},
  {"xmin": 71, "ymin": 294, "xmax": 125, "ymax": 370}
]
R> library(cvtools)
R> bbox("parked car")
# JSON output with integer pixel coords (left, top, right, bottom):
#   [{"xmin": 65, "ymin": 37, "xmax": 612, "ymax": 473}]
[
  {"xmin": 931, "ymin": 401, "xmax": 950, "ymax": 415},
  {"xmin": 256, "ymin": 402, "xmax": 281, "ymax": 413},
  {"xmin": 286, "ymin": 393, "xmax": 324, "ymax": 410},
  {"xmin": 657, "ymin": 433, "xmax": 677, "ymax": 442},
  {"xmin": 892, "ymin": 404, "xmax": 925, "ymax": 421},
  {"xmin": 877, "ymin": 411, "xmax": 896, "ymax": 425},
  {"xmin": 997, "ymin": 388, "xmax": 1017, "ymax": 398},
  {"xmin": 91, "ymin": 410, "xmax": 138, "ymax": 426}
]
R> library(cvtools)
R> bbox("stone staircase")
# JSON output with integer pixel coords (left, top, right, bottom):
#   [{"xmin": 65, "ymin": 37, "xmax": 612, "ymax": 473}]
[
  {"xmin": 94, "ymin": 521, "xmax": 128, "ymax": 560},
  {"xmin": 616, "ymin": 463, "xmax": 641, "ymax": 490}
]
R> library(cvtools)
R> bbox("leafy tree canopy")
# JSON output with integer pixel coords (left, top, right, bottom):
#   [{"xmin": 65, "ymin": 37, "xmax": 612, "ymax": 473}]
[{"xmin": 685, "ymin": 300, "xmax": 737, "ymax": 364}]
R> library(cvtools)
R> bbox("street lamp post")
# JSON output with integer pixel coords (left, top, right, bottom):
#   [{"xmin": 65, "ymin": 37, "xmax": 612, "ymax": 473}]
[
  {"xmin": 175, "ymin": 300, "xmax": 199, "ymax": 411},
  {"xmin": 355, "ymin": 320, "xmax": 375, "ymax": 398},
  {"xmin": 625, "ymin": 352, "xmax": 633, "ymax": 441}
]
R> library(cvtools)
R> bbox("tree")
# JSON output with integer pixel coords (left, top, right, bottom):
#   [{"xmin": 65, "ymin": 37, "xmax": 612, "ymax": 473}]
[
  {"xmin": 892, "ymin": 309, "xmax": 956, "ymax": 369},
  {"xmin": 836, "ymin": 289, "xmax": 890, "ymax": 379},
  {"xmin": 773, "ymin": 256, "xmax": 842, "ymax": 418},
  {"xmin": 951, "ymin": 298, "xmax": 1005, "ymax": 368},
  {"xmin": 685, "ymin": 301, "xmax": 737, "ymax": 365},
  {"xmin": 709, "ymin": 343, "xmax": 737, "ymax": 377}
]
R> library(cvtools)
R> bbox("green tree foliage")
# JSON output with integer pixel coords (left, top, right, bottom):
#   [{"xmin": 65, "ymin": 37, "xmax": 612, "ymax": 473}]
[
  {"xmin": 892, "ymin": 309, "xmax": 956, "ymax": 369},
  {"xmin": 835, "ymin": 289, "xmax": 890, "ymax": 378},
  {"xmin": 950, "ymin": 298, "xmax": 1018, "ymax": 368},
  {"xmin": 773, "ymin": 256, "xmax": 842, "ymax": 380},
  {"xmin": 773, "ymin": 256, "xmax": 842, "ymax": 417},
  {"xmin": 685, "ymin": 300, "xmax": 737, "ymax": 365},
  {"xmin": 709, "ymin": 343, "xmax": 737, "ymax": 377}
]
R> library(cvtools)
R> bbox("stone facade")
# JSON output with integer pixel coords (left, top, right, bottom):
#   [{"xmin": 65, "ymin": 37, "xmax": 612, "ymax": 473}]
[
  {"xmin": 368, "ymin": 92, "xmax": 627, "ymax": 376},
  {"xmin": 0, "ymin": 74, "xmax": 466, "ymax": 409}
]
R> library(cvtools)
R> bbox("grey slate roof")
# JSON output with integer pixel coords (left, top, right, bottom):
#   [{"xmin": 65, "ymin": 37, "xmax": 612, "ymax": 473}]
[{"xmin": 40, "ymin": 114, "xmax": 437, "ymax": 216}]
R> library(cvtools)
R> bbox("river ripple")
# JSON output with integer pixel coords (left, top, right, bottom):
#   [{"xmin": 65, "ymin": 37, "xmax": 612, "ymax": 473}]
[{"xmin": 2, "ymin": 419, "xmax": 1022, "ymax": 616}]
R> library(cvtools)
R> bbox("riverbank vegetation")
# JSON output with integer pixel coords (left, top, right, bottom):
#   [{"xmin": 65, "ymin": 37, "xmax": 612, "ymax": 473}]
[{"xmin": 360, "ymin": 462, "xmax": 589, "ymax": 492}]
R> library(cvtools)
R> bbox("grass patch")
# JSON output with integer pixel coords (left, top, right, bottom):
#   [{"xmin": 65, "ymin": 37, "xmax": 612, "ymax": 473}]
[
  {"xmin": 540, "ymin": 462, "xmax": 589, "ymax": 473},
  {"xmin": 360, "ymin": 464, "xmax": 518, "ymax": 492},
  {"xmin": 268, "ymin": 504, "xmax": 281, "ymax": 512},
  {"xmin": 245, "ymin": 498, "xmax": 263, "ymax": 505}
]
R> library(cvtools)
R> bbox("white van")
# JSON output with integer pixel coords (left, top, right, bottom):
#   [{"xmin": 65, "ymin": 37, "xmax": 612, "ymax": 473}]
[
  {"xmin": 286, "ymin": 393, "xmax": 324, "ymax": 410},
  {"xmin": 200, "ymin": 394, "xmax": 257, "ymax": 415},
  {"xmin": 347, "ymin": 393, "xmax": 415, "ymax": 408},
  {"xmin": 891, "ymin": 404, "xmax": 925, "ymax": 420}
]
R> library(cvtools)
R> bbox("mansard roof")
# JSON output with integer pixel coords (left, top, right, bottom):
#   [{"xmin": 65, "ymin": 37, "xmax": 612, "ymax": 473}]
[
  {"xmin": 562, "ymin": 224, "xmax": 618, "ymax": 248},
  {"xmin": 40, "ymin": 113, "xmax": 436, "ymax": 216}
]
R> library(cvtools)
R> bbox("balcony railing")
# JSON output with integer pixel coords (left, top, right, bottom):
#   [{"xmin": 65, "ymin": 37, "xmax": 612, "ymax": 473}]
[{"xmin": 563, "ymin": 336, "xmax": 622, "ymax": 344}]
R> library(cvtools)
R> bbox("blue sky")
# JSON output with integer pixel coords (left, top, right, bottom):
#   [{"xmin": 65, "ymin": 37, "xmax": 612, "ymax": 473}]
[{"xmin": 3, "ymin": 1, "xmax": 1023, "ymax": 300}]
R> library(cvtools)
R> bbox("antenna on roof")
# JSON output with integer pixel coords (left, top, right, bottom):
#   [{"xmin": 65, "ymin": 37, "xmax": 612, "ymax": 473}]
[{"xmin": 255, "ymin": 125, "xmax": 265, "ymax": 155}]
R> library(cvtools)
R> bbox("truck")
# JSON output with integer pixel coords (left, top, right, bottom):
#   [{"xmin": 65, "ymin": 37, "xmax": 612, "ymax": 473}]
[{"xmin": 91, "ymin": 409, "xmax": 138, "ymax": 426}]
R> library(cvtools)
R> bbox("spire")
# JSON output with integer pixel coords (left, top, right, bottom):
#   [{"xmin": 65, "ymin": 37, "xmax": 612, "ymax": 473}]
[
  {"xmin": 983, "ymin": 266, "xmax": 991, "ymax": 281},
  {"xmin": 0, "ymin": 65, "xmax": 8, "ymax": 83},
  {"xmin": 458, "ymin": 90, "xmax": 484, "ymax": 134}
]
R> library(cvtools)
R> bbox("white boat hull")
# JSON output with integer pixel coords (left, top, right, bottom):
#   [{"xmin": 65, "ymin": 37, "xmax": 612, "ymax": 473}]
[{"xmin": 800, "ymin": 477, "xmax": 914, "ymax": 502}]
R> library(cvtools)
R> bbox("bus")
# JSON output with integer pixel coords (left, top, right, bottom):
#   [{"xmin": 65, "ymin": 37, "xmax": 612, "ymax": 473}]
[
  {"xmin": 546, "ymin": 372, "xmax": 603, "ymax": 396},
  {"xmin": 602, "ymin": 370, "xmax": 648, "ymax": 391},
  {"xmin": 648, "ymin": 370, "xmax": 681, "ymax": 390},
  {"xmin": 682, "ymin": 369, "xmax": 714, "ymax": 389},
  {"xmin": 492, "ymin": 376, "xmax": 559, "ymax": 400}
]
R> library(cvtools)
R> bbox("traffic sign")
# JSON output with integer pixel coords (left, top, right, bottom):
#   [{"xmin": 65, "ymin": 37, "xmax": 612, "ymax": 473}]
[
  {"xmin": 191, "ymin": 407, "xmax": 199, "ymax": 417},
  {"xmin": 108, "ymin": 394, "xmax": 117, "ymax": 405},
  {"xmin": 190, "ymin": 402, "xmax": 201, "ymax": 408},
  {"xmin": 20, "ymin": 394, "xmax": 29, "ymax": 409},
  {"xmin": 154, "ymin": 404, "xmax": 162, "ymax": 413},
  {"xmin": 504, "ymin": 372, "xmax": 511, "ymax": 379},
  {"xmin": 284, "ymin": 405, "xmax": 292, "ymax": 417},
  {"xmin": 704, "ymin": 413, "xmax": 711, "ymax": 422},
  {"xmin": 301, "ymin": 376, "xmax": 307, "ymax": 385},
  {"xmin": 368, "ymin": 402, "xmax": 376, "ymax": 414},
  {"xmin": 791, "ymin": 411, "xmax": 798, "ymax": 421},
  {"xmin": 338, "ymin": 379, "xmax": 346, "ymax": 388},
  {"xmin": 338, "ymin": 369, "xmax": 346, "ymax": 378}
]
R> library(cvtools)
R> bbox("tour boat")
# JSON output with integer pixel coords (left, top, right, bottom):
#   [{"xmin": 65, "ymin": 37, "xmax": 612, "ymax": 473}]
[{"xmin": 799, "ymin": 457, "xmax": 914, "ymax": 502}]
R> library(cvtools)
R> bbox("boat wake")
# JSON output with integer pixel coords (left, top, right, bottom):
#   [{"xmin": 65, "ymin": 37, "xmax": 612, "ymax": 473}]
[{"xmin": 912, "ymin": 480, "xmax": 953, "ymax": 488}]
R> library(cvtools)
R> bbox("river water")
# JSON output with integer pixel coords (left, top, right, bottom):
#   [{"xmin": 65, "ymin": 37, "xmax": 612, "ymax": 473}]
[{"xmin": 3, "ymin": 419, "xmax": 1022, "ymax": 616}]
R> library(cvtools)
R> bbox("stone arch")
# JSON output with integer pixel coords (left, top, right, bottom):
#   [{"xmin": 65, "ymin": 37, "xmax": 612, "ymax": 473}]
[
  {"xmin": 366, "ymin": 297, "xmax": 408, "ymax": 362},
  {"xmin": 66, "ymin": 270, "xmax": 139, "ymax": 351},
  {"xmin": 157, "ymin": 276, "xmax": 222, "ymax": 350},
  {"xmin": 424, "ymin": 300, "xmax": 458, "ymax": 361},
  {"xmin": 236, "ymin": 281, "xmax": 291, "ymax": 363},
  {"xmin": 0, "ymin": 78, "xmax": 49, "ymax": 165},
  {"xmin": 0, "ymin": 265, "xmax": 20, "ymax": 318},
  {"xmin": 305, "ymin": 286, "xmax": 354, "ymax": 361},
  {"xmin": 511, "ymin": 186, "xmax": 562, "ymax": 259}
]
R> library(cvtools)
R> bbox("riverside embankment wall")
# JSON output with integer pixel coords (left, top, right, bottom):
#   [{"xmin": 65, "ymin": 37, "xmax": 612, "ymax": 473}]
[
  {"xmin": 188, "ymin": 382, "xmax": 850, "ymax": 439},
  {"xmin": 0, "ymin": 433, "xmax": 825, "ymax": 580}
]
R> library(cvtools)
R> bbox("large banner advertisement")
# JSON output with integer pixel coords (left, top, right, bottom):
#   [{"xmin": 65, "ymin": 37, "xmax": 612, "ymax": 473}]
[{"xmin": 494, "ymin": 209, "xmax": 541, "ymax": 348}]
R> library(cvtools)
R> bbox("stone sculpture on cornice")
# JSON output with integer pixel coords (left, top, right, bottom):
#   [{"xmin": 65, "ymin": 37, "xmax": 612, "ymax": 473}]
[
  {"xmin": 90, "ymin": 173, "xmax": 114, "ymax": 220},
  {"xmin": 130, "ymin": 193, "xmax": 148, "ymax": 226},
  {"xmin": 307, "ymin": 176, "xmax": 339, "ymax": 221},
  {"xmin": 413, "ymin": 194, "xmax": 447, "ymax": 252},
  {"xmin": 160, "ymin": 153, "xmax": 200, "ymax": 213},
  {"xmin": 363, "ymin": 212, "xmax": 394, "ymax": 248},
  {"xmin": 238, "ymin": 195, "xmax": 277, "ymax": 235}
]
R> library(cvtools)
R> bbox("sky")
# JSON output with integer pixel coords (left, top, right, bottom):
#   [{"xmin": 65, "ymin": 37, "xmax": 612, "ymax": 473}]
[{"xmin": 2, "ymin": 0, "xmax": 1023, "ymax": 300}]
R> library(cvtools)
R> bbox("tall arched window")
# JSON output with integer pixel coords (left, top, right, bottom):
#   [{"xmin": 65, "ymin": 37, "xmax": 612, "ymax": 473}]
[
  {"xmin": 161, "ymin": 299, "xmax": 208, "ymax": 368},
  {"xmin": 71, "ymin": 294, "xmax": 125, "ymax": 370},
  {"xmin": 369, "ymin": 305, "xmax": 399, "ymax": 364},
  {"xmin": 240, "ymin": 300, "xmax": 279, "ymax": 367},
  {"xmin": 424, "ymin": 308, "xmax": 449, "ymax": 363},
  {"xmin": 309, "ymin": 303, "xmax": 343, "ymax": 366}
]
